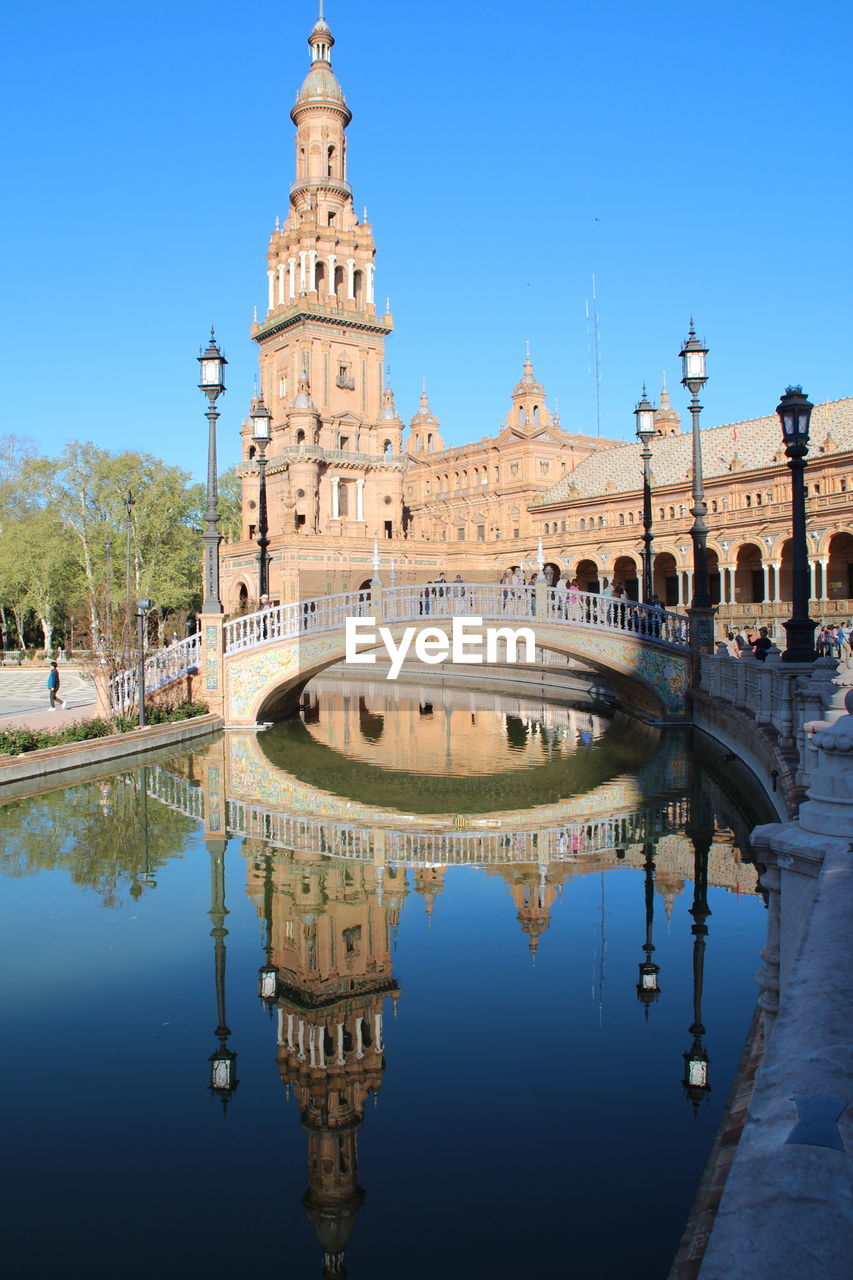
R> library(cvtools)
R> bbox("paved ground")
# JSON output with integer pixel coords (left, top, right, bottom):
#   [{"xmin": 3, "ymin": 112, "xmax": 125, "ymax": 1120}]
[{"xmin": 0, "ymin": 669, "xmax": 98, "ymax": 730}]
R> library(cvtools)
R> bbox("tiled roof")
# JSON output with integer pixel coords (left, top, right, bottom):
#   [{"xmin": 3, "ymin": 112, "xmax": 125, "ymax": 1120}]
[{"xmin": 532, "ymin": 397, "xmax": 853, "ymax": 507}]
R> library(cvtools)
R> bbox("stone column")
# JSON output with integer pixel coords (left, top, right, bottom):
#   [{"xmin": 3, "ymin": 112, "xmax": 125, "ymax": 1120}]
[
  {"xmin": 771, "ymin": 562, "xmax": 781, "ymax": 604},
  {"xmin": 331, "ymin": 476, "xmax": 340, "ymax": 519},
  {"xmin": 763, "ymin": 562, "xmax": 771, "ymax": 603},
  {"xmin": 336, "ymin": 1022, "xmax": 345, "ymax": 1065},
  {"xmin": 356, "ymin": 477, "xmax": 365, "ymax": 521},
  {"xmin": 809, "ymin": 559, "xmax": 817, "ymax": 600},
  {"xmin": 288, "ymin": 257, "xmax": 297, "ymax": 298},
  {"xmin": 819, "ymin": 559, "xmax": 829, "ymax": 600},
  {"xmin": 355, "ymin": 1015, "xmax": 364, "ymax": 1060},
  {"xmin": 365, "ymin": 262, "xmax": 375, "ymax": 305},
  {"xmin": 277, "ymin": 263, "xmax": 285, "ymax": 304},
  {"xmin": 267, "ymin": 269, "xmax": 275, "ymax": 310},
  {"xmin": 346, "ymin": 258, "xmax": 355, "ymax": 299},
  {"xmin": 327, "ymin": 254, "xmax": 337, "ymax": 299},
  {"xmin": 308, "ymin": 249, "xmax": 317, "ymax": 293},
  {"xmin": 299, "ymin": 251, "xmax": 307, "ymax": 293}
]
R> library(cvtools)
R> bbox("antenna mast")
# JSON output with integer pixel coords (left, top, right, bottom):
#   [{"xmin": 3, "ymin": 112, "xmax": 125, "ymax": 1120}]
[{"xmin": 591, "ymin": 273, "xmax": 602, "ymax": 437}]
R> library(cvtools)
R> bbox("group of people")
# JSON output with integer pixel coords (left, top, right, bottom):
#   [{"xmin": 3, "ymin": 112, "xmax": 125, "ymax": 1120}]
[
  {"xmin": 816, "ymin": 622, "xmax": 851, "ymax": 659},
  {"xmin": 724, "ymin": 621, "xmax": 851, "ymax": 662},
  {"xmin": 723, "ymin": 627, "xmax": 773, "ymax": 660}
]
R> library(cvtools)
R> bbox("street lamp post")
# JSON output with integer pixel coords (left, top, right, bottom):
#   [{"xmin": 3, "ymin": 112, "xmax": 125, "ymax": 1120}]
[
  {"xmin": 136, "ymin": 597, "xmax": 152, "ymax": 727},
  {"xmin": 198, "ymin": 330, "xmax": 228, "ymax": 614},
  {"xmin": 777, "ymin": 386, "xmax": 817, "ymax": 663},
  {"xmin": 683, "ymin": 789, "xmax": 713, "ymax": 1111},
  {"xmin": 208, "ymin": 837, "xmax": 238, "ymax": 1108},
  {"xmin": 680, "ymin": 321, "xmax": 714, "ymax": 653},
  {"xmin": 250, "ymin": 392, "xmax": 273, "ymax": 601},
  {"xmin": 124, "ymin": 489, "xmax": 135, "ymax": 614},
  {"xmin": 105, "ymin": 534, "xmax": 112, "ymax": 642},
  {"xmin": 634, "ymin": 386, "xmax": 656, "ymax": 604}
]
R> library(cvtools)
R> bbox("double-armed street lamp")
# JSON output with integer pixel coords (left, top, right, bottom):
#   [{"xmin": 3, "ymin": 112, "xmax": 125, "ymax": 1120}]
[
  {"xmin": 198, "ymin": 330, "xmax": 227, "ymax": 615},
  {"xmin": 634, "ymin": 386, "xmax": 656, "ymax": 604},
  {"xmin": 680, "ymin": 322, "xmax": 714, "ymax": 652},
  {"xmin": 776, "ymin": 386, "xmax": 817, "ymax": 663},
  {"xmin": 250, "ymin": 392, "xmax": 273, "ymax": 601}
]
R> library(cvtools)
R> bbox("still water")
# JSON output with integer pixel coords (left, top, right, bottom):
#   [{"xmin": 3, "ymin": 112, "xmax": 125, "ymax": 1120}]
[{"xmin": 0, "ymin": 679, "xmax": 770, "ymax": 1279}]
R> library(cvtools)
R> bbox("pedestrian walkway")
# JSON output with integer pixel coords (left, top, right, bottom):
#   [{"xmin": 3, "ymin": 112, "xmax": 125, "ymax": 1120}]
[{"xmin": 0, "ymin": 670, "xmax": 97, "ymax": 731}]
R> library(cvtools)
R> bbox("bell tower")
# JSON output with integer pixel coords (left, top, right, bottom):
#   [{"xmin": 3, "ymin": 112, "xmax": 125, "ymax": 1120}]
[{"xmin": 250, "ymin": 5, "xmax": 393, "ymax": 436}]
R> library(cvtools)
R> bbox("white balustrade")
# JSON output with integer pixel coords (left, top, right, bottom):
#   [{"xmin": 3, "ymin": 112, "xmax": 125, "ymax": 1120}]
[{"xmin": 109, "ymin": 633, "xmax": 202, "ymax": 713}]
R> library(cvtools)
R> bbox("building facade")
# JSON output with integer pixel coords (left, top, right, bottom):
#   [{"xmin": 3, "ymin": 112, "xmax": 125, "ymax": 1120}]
[{"xmin": 221, "ymin": 10, "xmax": 853, "ymax": 629}]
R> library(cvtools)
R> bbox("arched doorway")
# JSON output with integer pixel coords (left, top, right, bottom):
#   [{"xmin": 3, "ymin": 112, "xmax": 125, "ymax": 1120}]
[
  {"xmin": 575, "ymin": 559, "xmax": 600, "ymax": 593},
  {"xmin": 543, "ymin": 562, "xmax": 561, "ymax": 586},
  {"xmin": 237, "ymin": 583, "xmax": 249, "ymax": 614},
  {"xmin": 826, "ymin": 531, "xmax": 853, "ymax": 600},
  {"xmin": 653, "ymin": 552, "xmax": 678, "ymax": 606},
  {"xmin": 734, "ymin": 543, "xmax": 764, "ymax": 604},
  {"xmin": 707, "ymin": 547, "xmax": 721, "ymax": 606},
  {"xmin": 613, "ymin": 554, "xmax": 639, "ymax": 601}
]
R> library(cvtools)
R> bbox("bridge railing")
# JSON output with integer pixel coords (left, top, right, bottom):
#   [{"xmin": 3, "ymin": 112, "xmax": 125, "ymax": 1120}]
[
  {"xmin": 221, "ymin": 582, "xmax": 691, "ymax": 659},
  {"xmin": 544, "ymin": 589, "xmax": 690, "ymax": 646},
  {"xmin": 110, "ymin": 633, "xmax": 201, "ymax": 713},
  {"xmin": 224, "ymin": 589, "xmax": 372, "ymax": 654}
]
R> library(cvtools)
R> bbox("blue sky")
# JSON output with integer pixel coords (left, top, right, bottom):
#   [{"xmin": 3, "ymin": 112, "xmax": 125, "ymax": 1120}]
[{"xmin": 2, "ymin": 0, "xmax": 851, "ymax": 479}]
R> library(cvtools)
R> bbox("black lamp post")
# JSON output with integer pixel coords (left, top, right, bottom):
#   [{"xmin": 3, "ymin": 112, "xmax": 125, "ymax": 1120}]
[
  {"xmin": 198, "ymin": 330, "xmax": 227, "ymax": 615},
  {"xmin": 634, "ymin": 386, "xmax": 656, "ymax": 604},
  {"xmin": 680, "ymin": 321, "xmax": 714, "ymax": 653},
  {"xmin": 777, "ymin": 386, "xmax": 817, "ymax": 663},
  {"xmin": 105, "ymin": 534, "xmax": 112, "ymax": 642},
  {"xmin": 250, "ymin": 392, "xmax": 272, "ymax": 601},
  {"xmin": 124, "ymin": 489, "xmax": 135, "ymax": 614},
  {"xmin": 135, "ymin": 597, "xmax": 152, "ymax": 727},
  {"xmin": 636, "ymin": 841, "xmax": 660, "ymax": 1015}
]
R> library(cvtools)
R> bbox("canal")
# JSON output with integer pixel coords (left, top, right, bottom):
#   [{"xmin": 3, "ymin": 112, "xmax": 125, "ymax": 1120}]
[{"xmin": 0, "ymin": 676, "xmax": 772, "ymax": 1278}]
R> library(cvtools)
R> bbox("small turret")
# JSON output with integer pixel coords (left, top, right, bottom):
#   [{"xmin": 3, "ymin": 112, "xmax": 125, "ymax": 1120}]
[{"xmin": 406, "ymin": 381, "xmax": 444, "ymax": 455}]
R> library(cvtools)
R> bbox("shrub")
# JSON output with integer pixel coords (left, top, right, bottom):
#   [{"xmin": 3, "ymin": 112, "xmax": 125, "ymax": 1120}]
[{"xmin": 0, "ymin": 702, "xmax": 210, "ymax": 755}]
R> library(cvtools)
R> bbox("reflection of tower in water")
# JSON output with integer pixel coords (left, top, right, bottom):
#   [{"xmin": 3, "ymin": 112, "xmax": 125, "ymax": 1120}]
[{"xmin": 247, "ymin": 847, "xmax": 401, "ymax": 1278}]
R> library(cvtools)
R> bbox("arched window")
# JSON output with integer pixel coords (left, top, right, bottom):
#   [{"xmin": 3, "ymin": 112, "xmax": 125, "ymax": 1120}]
[
  {"xmin": 533, "ymin": 406, "xmax": 539, "ymax": 425},
  {"xmin": 580, "ymin": 518, "xmax": 586, "ymax": 531},
  {"xmin": 298, "ymin": 147, "xmax": 306, "ymax": 178},
  {"xmin": 248, "ymin": 445, "xmax": 256, "ymax": 460},
  {"xmin": 745, "ymin": 494, "xmax": 751, "ymax": 507},
  {"xmin": 519, "ymin": 407, "xmax": 525, "ymax": 425},
  {"xmin": 428, "ymin": 434, "xmax": 434, "ymax": 451},
  {"xmin": 327, "ymin": 145, "xmax": 336, "ymax": 178},
  {"xmin": 296, "ymin": 429, "xmax": 305, "ymax": 444},
  {"xmin": 353, "ymin": 269, "xmax": 364, "ymax": 308},
  {"xmin": 415, "ymin": 435, "xmax": 422, "ymax": 451},
  {"xmin": 314, "ymin": 261, "xmax": 325, "ymax": 296},
  {"xmin": 628, "ymin": 512, "xmax": 634, "ymax": 525},
  {"xmin": 659, "ymin": 508, "xmax": 665, "ymax": 521},
  {"xmin": 334, "ymin": 265, "xmax": 345, "ymax": 301},
  {"xmin": 619, "ymin": 513, "xmax": 624, "ymax": 526},
  {"xmin": 598, "ymin": 515, "xmax": 605, "ymax": 527},
  {"xmin": 561, "ymin": 520, "xmax": 567, "ymax": 532},
  {"xmin": 755, "ymin": 492, "xmax": 762, "ymax": 505},
  {"xmin": 669, "ymin": 506, "xmax": 675, "ymax": 519},
  {"xmin": 338, "ymin": 483, "xmax": 349, "ymax": 518},
  {"xmin": 711, "ymin": 499, "xmax": 718, "ymax": 513},
  {"xmin": 813, "ymin": 482, "xmax": 821, "ymax": 495}
]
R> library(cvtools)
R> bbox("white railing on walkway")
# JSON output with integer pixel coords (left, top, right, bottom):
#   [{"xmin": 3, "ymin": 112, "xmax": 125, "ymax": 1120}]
[
  {"xmin": 224, "ymin": 583, "xmax": 691, "ymax": 657},
  {"xmin": 224, "ymin": 589, "xmax": 372, "ymax": 654},
  {"xmin": 110, "ymin": 633, "xmax": 202, "ymax": 714}
]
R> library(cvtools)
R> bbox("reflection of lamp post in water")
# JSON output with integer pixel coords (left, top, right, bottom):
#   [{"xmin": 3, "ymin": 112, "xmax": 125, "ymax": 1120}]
[
  {"xmin": 129, "ymin": 765, "xmax": 156, "ymax": 900},
  {"xmin": 258, "ymin": 851, "xmax": 278, "ymax": 1013},
  {"xmin": 208, "ymin": 837, "xmax": 238, "ymax": 1108},
  {"xmin": 682, "ymin": 805, "xmax": 712, "ymax": 1109},
  {"xmin": 636, "ymin": 841, "xmax": 660, "ymax": 1014}
]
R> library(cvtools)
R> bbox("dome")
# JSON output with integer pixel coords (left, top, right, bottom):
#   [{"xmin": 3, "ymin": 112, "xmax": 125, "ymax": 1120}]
[
  {"xmin": 296, "ymin": 64, "xmax": 346, "ymax": 106},
  {"xmin": 512, "ymin": 352, "xmax": 544, "ymax": 399}
]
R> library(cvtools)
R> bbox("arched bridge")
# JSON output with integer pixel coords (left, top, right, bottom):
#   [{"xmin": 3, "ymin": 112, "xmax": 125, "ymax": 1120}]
[{"xmin": 113, "ymin": 582, "xmax": 692, "ymax": 724}]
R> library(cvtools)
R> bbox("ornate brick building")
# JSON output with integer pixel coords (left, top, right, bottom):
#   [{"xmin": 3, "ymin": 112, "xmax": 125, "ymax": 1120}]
[{"xmin": 221, "ymin": 8, "xmax": 853, "ymax": 628}]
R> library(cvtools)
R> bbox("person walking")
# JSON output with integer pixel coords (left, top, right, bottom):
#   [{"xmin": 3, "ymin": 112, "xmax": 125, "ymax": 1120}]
[
  {"xmin": 47, "ymin": 661, "xmax": 67, "ymax": 711},
  {"xmin": 752, "ymin": 627, "xmax": 772, "ymax": 661}
]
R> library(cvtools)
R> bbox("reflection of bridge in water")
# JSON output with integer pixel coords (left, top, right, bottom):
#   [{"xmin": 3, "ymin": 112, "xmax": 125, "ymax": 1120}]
[{"xmin": 146, "ymin": 762, "xmax": 757, "ymax": 897}]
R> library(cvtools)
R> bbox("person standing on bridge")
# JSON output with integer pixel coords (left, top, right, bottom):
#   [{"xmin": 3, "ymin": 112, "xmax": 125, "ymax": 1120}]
[{"xmin": 47, "ymin": 662, "xmax": 66, "ymax": 711}]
